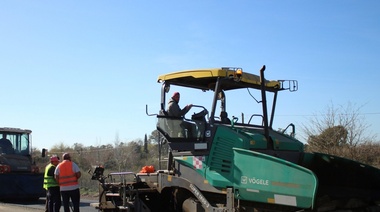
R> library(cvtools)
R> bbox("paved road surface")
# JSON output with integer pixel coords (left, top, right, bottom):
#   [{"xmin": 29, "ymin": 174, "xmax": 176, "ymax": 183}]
[
  {"xmin": 0, "ymin": 197, "xmax": 97, "ymax": 212},
  {"xmin": 0, "ymin": 203, "xmax": 42, "ymax": 211}
]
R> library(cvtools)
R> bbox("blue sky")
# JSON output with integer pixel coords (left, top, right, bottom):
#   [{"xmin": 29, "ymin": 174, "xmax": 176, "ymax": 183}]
[{"xmin": 1, "ymin": 1, "xmax": 379, "ymax": 150}]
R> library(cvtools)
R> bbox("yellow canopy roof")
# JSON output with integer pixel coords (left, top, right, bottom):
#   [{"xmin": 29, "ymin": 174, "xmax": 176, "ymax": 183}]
[{"xmin": 157, "ymin": 68, "xmax": 281, "ymax": 91}]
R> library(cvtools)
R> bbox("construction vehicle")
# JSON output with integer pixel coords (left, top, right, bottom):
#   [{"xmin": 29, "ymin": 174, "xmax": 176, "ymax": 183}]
[
  {"xmin": 91, "ymin": 66, "xmax": 380, "ymax": 211},
  {"xmin": 0, "ymin": 127, "xmax": 45, "ymax": 200}
]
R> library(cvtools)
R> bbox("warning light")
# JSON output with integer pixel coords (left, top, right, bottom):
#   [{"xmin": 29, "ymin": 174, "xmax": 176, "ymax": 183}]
[{"xmin": 236, "ymin": 68, "xmax": 243, "ymax": 77}]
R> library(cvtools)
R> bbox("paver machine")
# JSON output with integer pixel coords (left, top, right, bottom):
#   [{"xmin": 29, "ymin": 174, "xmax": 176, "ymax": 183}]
[
  {"xmin": 0, "ymin": 127, "xmax": 45, "ymax": 200},
  {"xmin": 91, "ymin": 66, "xmax": 380, "ymax": 211}
]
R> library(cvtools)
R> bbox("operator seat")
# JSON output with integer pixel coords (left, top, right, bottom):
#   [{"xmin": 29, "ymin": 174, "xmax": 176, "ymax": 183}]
[
  {"xmin": 0, "ymin": 138, "xmax": 14, "ymax": 154},
  {"xmin": 159, "ymin": 109, "xmax": 183, "ymax": 138}
]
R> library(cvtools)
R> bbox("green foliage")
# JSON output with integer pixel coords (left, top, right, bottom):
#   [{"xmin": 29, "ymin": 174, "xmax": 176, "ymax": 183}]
[
  {"xmin": 307, "ymin": 125, "xmax": 348, "ymax": 153},
  {"xmin": 33, "ymin": 130, "xmax": 166, "ymax": 195},
  {"xmin": 303, "ymin": 102, "xmax": 380, "ymax": 167}
]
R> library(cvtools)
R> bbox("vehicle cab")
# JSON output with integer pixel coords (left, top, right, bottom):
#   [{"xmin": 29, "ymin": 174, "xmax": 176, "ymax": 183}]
[{"xmin": 155, "ymin": 67, "xmax": 301, "ymax": 156}]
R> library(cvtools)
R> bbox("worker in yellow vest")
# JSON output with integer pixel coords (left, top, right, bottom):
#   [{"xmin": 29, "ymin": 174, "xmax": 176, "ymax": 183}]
[
  {"xmin": 43, "ymin": 155, "xmax": 61, "ymax": 212},
  {"xmin": 54, "ymin": 153, "xmax": 81, "ymax": 212}
]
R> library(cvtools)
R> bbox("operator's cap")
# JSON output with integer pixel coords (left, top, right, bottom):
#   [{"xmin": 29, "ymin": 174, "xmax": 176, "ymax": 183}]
[
  {"xmin": 172, "ymin": 92, "xmax": 180, "ymax": 97},
  {"xmin": 50, "ymin": 155, "xmax": 59, "ymax": 162}
]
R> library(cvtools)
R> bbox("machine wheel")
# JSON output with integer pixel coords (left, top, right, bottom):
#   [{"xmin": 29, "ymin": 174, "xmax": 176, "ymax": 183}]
[
  {"xmin": 182, "ymin": 197, "xmax": 205, "ymax": 212},
  {"xmin": 173, "ymin": 188, "xmax": 193, "ymax": 212}
]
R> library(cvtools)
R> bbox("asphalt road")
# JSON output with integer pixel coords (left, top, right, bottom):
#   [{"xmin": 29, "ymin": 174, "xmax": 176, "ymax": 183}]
[{"xmin": 0, "ymin": 197, "xmax": 97, "ymax": 212}]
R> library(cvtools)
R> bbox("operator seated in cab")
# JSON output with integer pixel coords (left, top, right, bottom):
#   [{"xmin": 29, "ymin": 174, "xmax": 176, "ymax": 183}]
[
  {"xmin": 167, "ymin": 92, "xmax": 193, "ymax": 138},
  {"xmin": 220, "ymin": 111, "xmax": 231, "ymax": 124},
  {"xmin": 0, "ymin": 134, "xmax": 14, "ymax": 154}
]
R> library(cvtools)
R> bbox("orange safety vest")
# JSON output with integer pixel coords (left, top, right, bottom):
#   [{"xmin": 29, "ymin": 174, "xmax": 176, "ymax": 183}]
[{"xmin": 57, "ymin": 160, "xmax": 78, "ymax": 187}]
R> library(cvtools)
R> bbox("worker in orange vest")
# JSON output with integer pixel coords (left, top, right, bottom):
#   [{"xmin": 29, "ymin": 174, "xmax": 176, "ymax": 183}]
[{"xmin": 54, "ymin": 153, "xmax": 81, "ymax": 212}]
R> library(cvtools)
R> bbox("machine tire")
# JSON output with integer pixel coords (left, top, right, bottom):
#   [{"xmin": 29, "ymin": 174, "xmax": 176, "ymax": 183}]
[
  {"xmin": 173, "ymin": 188, "xmax": 193, "ymax": 212},
  {"xmin": 182, "ymin": 197, "xmax": 205, "ymax": 212}
]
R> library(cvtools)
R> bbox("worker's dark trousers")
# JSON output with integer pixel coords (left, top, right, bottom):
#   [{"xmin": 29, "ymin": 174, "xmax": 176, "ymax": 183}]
[
  {"xmin": 47, "ymin": 186, "xmax": 61, "ymax": 212},
  {"xmin": 61, "ymin": 188, "xmax": 80, "ymax": 212}
]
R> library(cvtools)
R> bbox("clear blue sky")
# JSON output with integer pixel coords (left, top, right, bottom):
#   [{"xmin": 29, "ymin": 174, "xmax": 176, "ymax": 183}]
[{"xmin": 1, "ymin": 1, "xmax": 379, "ymax": 150}]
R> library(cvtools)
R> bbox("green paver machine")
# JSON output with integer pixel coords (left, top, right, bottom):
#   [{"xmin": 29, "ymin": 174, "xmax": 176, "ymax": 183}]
[{"xmin": 91, "ymin": 66, "xmax": 380, "ymax": 211}]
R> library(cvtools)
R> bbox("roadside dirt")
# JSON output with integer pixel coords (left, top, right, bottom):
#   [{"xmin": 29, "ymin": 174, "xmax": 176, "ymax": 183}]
[{"xmin": 81, "ymin": 194, "xmax": 98, "ymax": 201}]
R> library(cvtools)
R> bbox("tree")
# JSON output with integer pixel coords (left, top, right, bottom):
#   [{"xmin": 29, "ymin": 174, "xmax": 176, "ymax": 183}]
[
  {"xmin": 148, "ymin": 129, "xmax": 169, "ymax": 169},
  {"xmin": 307, "ymin": 125, "xmax": 348, "ymax": 154},
  {"xmin": 302, "ymin": 102, "xmax": 376, "ymax": 160},
  {"xmin": 144, "ymin": 134, "xmax": 148, "ymax": 153},
  {"xmin": 32, "ymin": 129, "xmax": 177, "ymax": 195}
]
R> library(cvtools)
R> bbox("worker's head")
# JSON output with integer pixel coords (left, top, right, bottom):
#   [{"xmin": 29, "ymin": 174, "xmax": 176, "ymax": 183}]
[
  {"xmin": 50, "ymin": 155, "xmax": 60, "ymax": 165},
  {"xmin": 172, "ymin": 92, "xmax": 180, "ymax": 102},
  {"xmin": 62, "ymin": 153, "xmax": 71, "ymax": 161},
  {"xmin": 220, "ymin": 111, "xmax": 228, "ymax": 118}
]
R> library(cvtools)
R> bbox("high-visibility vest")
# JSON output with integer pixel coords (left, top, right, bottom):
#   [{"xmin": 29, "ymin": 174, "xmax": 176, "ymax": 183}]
[
  {"xmin": 43, "ymin": 163, "xmax": 59, "ymax": 189},
  {"xmin": 57, "ymin": 160, "xmax": 78, "ymax": 187}
]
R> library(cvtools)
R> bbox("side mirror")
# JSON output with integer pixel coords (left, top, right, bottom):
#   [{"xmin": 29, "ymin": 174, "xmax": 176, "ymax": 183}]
[{"xmin": 41, "ymin": 148, "xmax": 47, "ymax": 157}]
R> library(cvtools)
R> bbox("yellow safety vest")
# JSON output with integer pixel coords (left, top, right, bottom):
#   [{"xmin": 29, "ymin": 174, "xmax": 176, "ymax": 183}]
[{"xmin": 43, "ymin": 163, "xmax": 58, "ymax": 189}]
